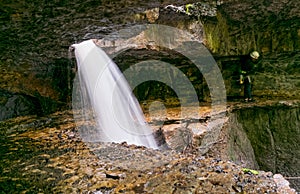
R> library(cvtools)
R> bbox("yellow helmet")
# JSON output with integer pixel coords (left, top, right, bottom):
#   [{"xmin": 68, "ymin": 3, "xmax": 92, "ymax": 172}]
[{"xmin": 250, "ymin": 51, "xmax": 260, "ymax": 59}]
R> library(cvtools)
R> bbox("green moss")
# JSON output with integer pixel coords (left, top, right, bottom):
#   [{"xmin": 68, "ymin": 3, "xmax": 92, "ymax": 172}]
[{"xmin": 203, "ymin": 12, "xmax": 229, "ymax": 54}]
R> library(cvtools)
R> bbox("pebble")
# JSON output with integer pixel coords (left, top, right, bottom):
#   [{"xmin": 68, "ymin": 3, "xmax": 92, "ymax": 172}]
[{"xmin": 0, "ymin": 110, "xmax": 297, "ymax": 193}]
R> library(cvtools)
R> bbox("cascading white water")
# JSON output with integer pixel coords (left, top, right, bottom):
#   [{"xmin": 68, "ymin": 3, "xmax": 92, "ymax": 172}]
[{"xmin": 71, "ymin": 40, "xmax": 158, "ymax": 149}]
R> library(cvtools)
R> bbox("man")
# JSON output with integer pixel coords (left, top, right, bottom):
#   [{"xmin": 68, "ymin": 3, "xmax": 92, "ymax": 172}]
[{"xmin": 239, "ymin": 51, "xmax": 260, "ymax": 102}]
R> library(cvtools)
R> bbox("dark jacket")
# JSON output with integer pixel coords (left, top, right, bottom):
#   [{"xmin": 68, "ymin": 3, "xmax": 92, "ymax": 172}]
[{"xmin": 239, "ymin": 55, "xmax": 258, "ymax": 76}]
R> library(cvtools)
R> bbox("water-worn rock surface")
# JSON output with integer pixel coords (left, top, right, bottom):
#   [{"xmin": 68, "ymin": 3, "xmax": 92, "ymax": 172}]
[
  {"xmin": 0, "ymin": 0, "xmax": 299, "ymax": 192},
  {"xmin": 1, "ymin": 0, "xmax": 300, "ymax": 120},
  {"xmin": 0, "ymin": 102, "xmax": 298, "ymax": 193},
  {"xmin": 232, "ymin": 101, "xmax": 300, "ymax": 190}
]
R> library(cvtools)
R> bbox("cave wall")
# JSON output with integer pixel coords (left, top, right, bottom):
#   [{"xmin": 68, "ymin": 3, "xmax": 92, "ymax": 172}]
[
  {"xmin": 0, "ymin": 0, "xmax": 299, "ymax": 120},
  {"xmin": 224, "ymin": 111, "xmax": 259, "ymax": 170},
  {"xmin": 203, "ymin": 1, "xmax": 300, "ymax": 55},
  {"xmin": 217, "ymin": 52, "xmax": 300, "ymax": 99},
  {"xmin": 225, "ymin": 103, "xmax": 300, "ymax": 189},
  {"xmin": 199, "ymin": 1, "xmax": 300, "ymax": 100},
  {"xmin": 116, "ymin": 5, "xmax": 300, "ymax": 103}
]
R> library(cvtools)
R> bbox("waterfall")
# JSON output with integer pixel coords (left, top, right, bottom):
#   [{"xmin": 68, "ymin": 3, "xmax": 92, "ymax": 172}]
[{"xmin": 71, "ymin": 40, "xmax": 158, "ymax": 149}]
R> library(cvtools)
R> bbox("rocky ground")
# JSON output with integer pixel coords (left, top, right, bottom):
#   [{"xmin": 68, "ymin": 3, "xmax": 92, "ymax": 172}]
[
  {"xmin": 0, "ymin": 101, "xmax": 298, "ymax": 193},
  {"xmin": 1, "ymin": 1, "xmax": 299, "ymax": 193},
  {"xmin": 1, "ymin": 0, "xmax": 299, "ymax": 121}
]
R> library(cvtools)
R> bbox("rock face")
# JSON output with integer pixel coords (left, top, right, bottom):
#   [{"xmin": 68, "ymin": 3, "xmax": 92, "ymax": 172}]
[
  {"xmin": 1, "ymin": 0, "xmax": 300, "ymax": 120},
  {"xmin": 223, "ymin": 101, "xmax": 300, "ymax": 191},
  {"xmin": 1, "ymin": 0, "xmax": 299, "ymax": 192},
  {"xmin": 0, "ymin": 110, "xmax": 297, "ymax": 193},
  {"xmin": 144, "ymin": 100, "xmax": 300, "ymax": 191},
  {"xmin": 0, "ymin": 89, "xmax": 41, "ymax": 120},
  {"xmin": 206, "ymin": 0, "xmax": 300, "ymax": 55},
  {"xmin": 218, "ymin": 52, "xmax": 300, "ymax": 99}
]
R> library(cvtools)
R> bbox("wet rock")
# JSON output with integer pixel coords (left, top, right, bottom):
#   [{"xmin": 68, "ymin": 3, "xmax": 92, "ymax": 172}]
[
  {"xmin": 227, "ymin": 102, "xmax": 300, "ymax": 190},
  {"xmin": 273, "ymin": 174, "xmax": 297, "ymax": 194},
  {"xmin": 0, "ymin": 90, "xmax": 41, "ymax": 121},
  {"xmin": 144, "ymin": 8, "xmax": 160, "ymax": 23},
  {"xmin": 167, "ymin": 127, "xmax": 193, "ymax": 152},
  {"xmin": 1, "ymin": 0, "xmax": 299, "ymax": 125},
  {"xmin": 153, "ymin": 128, "xmax": 169, "ymax": 149},
  {"xmin": 0, "ymin": 105, "xmax": 299, "ymax": 193}
]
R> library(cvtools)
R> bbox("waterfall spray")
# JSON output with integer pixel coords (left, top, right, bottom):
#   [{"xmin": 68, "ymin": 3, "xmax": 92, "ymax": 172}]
[{"xmin": 71, "ymin": 40, "xmax": 158, "ymax": 149}]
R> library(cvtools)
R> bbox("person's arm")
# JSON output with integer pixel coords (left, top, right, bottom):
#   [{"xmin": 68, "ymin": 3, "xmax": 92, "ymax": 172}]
[
  {"xmin": 239, "ymin": 58, "xmax": 244, "ymax": 84},
  {"xmin": 239, "ymin": 56, "xmax": 248, "ymax": 75}
]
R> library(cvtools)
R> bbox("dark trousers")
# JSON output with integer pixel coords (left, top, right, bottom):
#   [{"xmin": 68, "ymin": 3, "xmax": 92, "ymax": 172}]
[
  {"xmin": 244, "ymin": 82, "xmax": 252, "ymax": 99},
  {"xmin": 244, "ymin": 76, "xmax": 252, "ymax": 99}
]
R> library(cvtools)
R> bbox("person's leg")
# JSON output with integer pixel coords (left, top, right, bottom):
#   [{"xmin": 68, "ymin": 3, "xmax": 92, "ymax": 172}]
[
  {"xmin": 244, "ymin": 76, "xmax": 252, "ymax": 101},
  {"xmin": 248, "ymin": 84, "xmax": 252, "ymax": 100},
  {"xmin": 244, "ymin": 83, "xmax": 251, "ymax": 101},
  {"xmin": 247, "ymin": 76, "xmax": 253, "ymax": 101}
]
